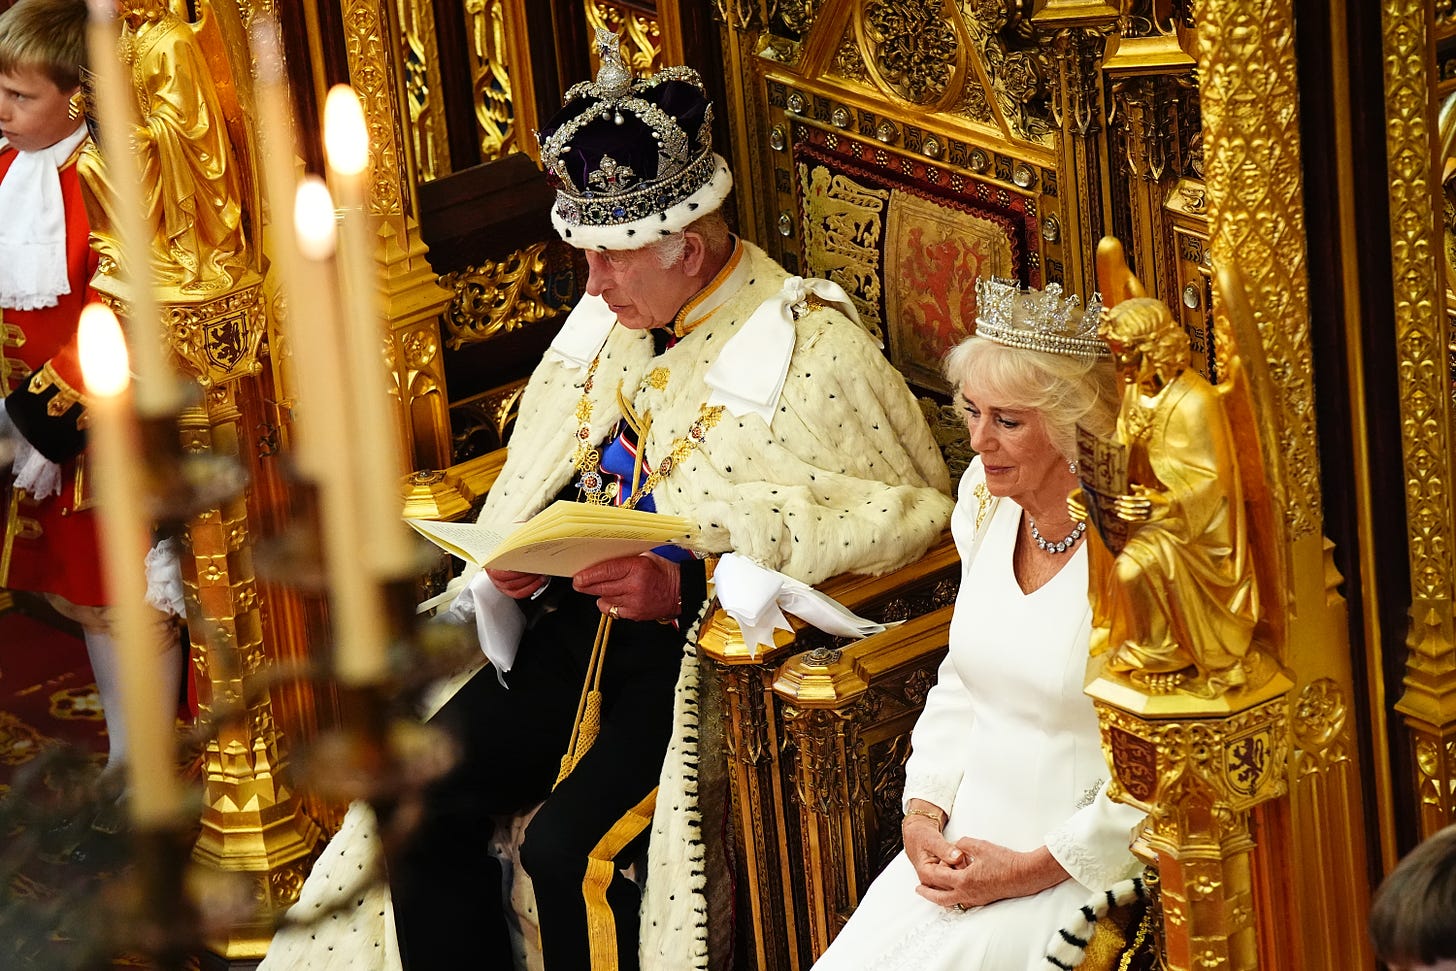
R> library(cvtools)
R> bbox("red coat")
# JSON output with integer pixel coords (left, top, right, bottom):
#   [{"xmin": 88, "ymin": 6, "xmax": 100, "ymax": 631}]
[{"xmin": 0, "ymin": 140, "xmax": 106, "ymax": 607}]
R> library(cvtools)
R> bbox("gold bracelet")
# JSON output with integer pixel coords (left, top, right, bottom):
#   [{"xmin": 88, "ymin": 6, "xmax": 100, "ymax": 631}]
[{"xmin": 902, "ymin": 807, "xmax": 944, "ymax": 829}]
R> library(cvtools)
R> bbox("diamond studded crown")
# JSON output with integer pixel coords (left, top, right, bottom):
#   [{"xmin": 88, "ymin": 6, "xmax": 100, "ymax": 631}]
[
  {"xmin": 972, "ymin": 277, "xmax": 1109, "ymax": 360},
  {"xmin": 536, "ymin": 29, "xmax": 717, "ymax": 235}
]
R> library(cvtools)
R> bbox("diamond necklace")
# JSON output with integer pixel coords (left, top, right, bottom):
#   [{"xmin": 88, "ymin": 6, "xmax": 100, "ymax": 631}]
[{"xmin": 1028, "ymin": 517, "xmax": 1086, "ymax": 554}]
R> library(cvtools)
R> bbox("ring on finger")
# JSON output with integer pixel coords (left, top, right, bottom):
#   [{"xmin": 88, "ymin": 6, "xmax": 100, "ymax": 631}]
[
  {"xmin": 608, "ymin": 604, "xmax": 621, "ymax": 619},
  {"xmin": 952, "ymin": 903, "xmax": 966, "ymax": 913}
]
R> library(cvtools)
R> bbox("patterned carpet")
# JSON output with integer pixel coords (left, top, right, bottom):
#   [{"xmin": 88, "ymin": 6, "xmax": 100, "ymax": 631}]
[{"xmin": 0, "ymin": 599, "xmax": 192, "ymax": 970}]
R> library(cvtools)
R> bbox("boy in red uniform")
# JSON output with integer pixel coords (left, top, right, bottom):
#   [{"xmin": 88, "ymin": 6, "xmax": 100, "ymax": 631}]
[{"xmin": 0, "ymin": 0, "xmax": 180, "ymax": 789}]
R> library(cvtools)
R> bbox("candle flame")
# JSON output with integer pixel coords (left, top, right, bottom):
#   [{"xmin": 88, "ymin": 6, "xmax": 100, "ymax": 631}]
[
  {"xmin": 295, "ymin": 176, "xmax": 338, "ymax": 260},
  {"xmin": 78, "ymin": 304, "xmax": 130, "ymax": 398},
  {"xmin": 323, "ymin": 85, "xmax": 369, "ymax": 177}
]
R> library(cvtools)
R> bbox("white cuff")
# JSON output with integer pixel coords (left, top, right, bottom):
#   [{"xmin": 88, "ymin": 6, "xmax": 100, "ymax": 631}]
[
  {"xmin": 12, "ymin": 435, "xmax": 62, "ymax": 500},
  {"xmin": 144, "ymin": 537, "xmax": 186, "ymax": 618},
  {"xmin": 710, "ymin": 552, "xmax": 890, "ymax": 658},
  {"xmin": 465, "ymin": 568, "xmax": 525, "ymax": 685}
]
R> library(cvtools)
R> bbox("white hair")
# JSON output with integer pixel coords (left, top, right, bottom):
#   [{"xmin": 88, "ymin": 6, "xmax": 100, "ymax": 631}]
[{"xmin": 653, "ymin": 231, "xmax": 689, "ymax": 268}]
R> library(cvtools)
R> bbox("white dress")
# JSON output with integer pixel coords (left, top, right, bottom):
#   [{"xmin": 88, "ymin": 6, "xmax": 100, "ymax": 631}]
[{"xmin": 813, "ymin": 460, "xmax": 1145, "ymax": 971}]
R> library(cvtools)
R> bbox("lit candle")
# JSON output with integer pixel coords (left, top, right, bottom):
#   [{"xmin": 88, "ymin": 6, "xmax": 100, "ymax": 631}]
[
  {"xmin": 322, "ymin": 85, "xmax": 415, "ymax": 577},
  {"xmin": 77, "ymin": 304, "xmax": 182, "ymax": 825},
  {"xmin": 292, "ymin": 179, "xmax": 390, "ymax": 685},
  {"xmin": 82, "ymin": 0, "xmax": 184, "ymax": 417}
]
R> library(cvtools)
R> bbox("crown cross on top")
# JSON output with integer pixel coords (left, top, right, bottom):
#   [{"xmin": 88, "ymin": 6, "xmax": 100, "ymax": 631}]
[{"xmin": 592, "ymin": 27, "xmax": 633, "ymax": 102}]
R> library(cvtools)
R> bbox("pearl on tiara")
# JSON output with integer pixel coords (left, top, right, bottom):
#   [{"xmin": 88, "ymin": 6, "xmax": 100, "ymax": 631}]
[{"xmin": 972, "ymin": 277, "xmax": 1109, "ymax": 360}]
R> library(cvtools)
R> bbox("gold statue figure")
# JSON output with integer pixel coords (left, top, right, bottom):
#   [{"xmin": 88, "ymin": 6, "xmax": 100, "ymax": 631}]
[
  {"xmin": 1073, "ymin": 238, "xmax": 1288, "ymax": 699},
  {"xmin": 82, "ymin": 0, "xmax": 248, "ymax": 300}
]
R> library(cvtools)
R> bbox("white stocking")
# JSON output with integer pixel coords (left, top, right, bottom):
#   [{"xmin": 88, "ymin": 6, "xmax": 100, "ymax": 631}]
[
  {"xmin": 83, "ymin": 618, "xmax": 182, "ymax": 772},
  {"xmin": 82, "ymin": 627, "xmax": 126, "ymax": 769}
]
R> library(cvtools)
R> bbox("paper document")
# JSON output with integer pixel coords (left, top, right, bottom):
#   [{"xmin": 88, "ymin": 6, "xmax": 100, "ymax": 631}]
[{"xmin": 408, "ymin": 500, "xmax": 695, "ymax": 577}]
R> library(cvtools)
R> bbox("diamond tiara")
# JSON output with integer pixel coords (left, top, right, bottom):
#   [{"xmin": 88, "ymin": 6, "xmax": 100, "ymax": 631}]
[{"xmin": 972, "ymin": 277, "xmax": 1109, "ymax": 360}]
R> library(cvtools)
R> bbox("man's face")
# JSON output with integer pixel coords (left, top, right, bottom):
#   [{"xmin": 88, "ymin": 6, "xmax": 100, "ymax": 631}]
[
  {"xmin": 0, "ymin": 69, "xmax": 78, "ymax": 154},
  {"xmin": 582, "ymin": 245, "xmax": 699, "ymax": 331}
]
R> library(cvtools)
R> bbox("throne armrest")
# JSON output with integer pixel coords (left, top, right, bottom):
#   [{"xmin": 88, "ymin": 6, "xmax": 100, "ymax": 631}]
[{"xmin": 696, "ymin": 531, "xmax": 959, "ymax": 969}]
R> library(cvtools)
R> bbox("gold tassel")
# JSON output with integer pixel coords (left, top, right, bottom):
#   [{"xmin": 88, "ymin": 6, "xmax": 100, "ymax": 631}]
[{"xmin": 555, "ymin": 614, "xmax": 612, "ymax": 788}]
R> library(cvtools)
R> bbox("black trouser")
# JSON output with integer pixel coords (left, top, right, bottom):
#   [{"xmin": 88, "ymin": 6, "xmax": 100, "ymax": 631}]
[{"xmin": 392, "ymin": 586, "xmax": 684, "ymax": 971}]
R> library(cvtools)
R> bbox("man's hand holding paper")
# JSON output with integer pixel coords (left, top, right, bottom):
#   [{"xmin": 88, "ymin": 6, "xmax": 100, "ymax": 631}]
[{"xmin": 572, "ymin": 552, "xmax": 682, "ymax": 622}]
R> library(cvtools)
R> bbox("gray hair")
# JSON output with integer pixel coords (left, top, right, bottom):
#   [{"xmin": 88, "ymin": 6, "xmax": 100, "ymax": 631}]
[
  {"xmin": 944, "ymin": 335, "xmax": 1119, "ymax": 461},
  {"xmin": 650, "ymin": 210, "xmax": 732, "ymax": 268}
]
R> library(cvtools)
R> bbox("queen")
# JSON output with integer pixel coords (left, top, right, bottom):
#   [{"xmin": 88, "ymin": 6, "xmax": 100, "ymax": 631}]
[{"xmin": 812, "ymin": 278, "xmax": 1145, "ymax": 970}]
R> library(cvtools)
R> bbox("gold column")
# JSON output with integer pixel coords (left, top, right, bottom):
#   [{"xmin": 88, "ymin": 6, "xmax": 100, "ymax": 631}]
[
  {"xmin": 1189, "ymin": 0, "xmax": 1373, "ymax": 965},
  {"xmin": 158, "ymin": 283, "xmax": 324, "ymax": 960},
  {"xmin": 709, "ymin": 1, "xmax": 772, "ymax": 246},
  {"xmin": 1089, "ymin": 677, "xmax": 1292, "ymax": 971},
  {"xmin": 339, "ymin": 0, "xmax": 454, "ymax": 473},
  {"xmin": 179, "ymin": 384, "xmax": 322, "ymax": 958},
  {"xmin": 1381, "ymin": 0, "xmax": 1456, "ymax": 838}
]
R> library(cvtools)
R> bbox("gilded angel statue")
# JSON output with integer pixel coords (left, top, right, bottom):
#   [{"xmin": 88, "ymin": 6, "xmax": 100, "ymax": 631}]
[
  {"xmin": 81, "ymin": 0, "xmax": 248, "ymax": 299},
  {"xmin": 1072, "ymin": 238, "xmax": 1289, "ymax": 698}
]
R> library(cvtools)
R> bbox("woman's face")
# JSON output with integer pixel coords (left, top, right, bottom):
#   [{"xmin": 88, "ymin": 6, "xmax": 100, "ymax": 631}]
[{"xmin": 960, "ymin": 383, "xmax": 1065, "ymax": 505}]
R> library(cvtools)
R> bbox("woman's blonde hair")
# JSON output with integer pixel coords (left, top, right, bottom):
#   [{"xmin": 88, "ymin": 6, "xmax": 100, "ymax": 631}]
[
  {"xmin": 0, "ymin": 0, "xmax": 87, "ymax": 91},
  {"xmin": 944, "ymin": 335, "xmax": 1119, "ymax": 461}
]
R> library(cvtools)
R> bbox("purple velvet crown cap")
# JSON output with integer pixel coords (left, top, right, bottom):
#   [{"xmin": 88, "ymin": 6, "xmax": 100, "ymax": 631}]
[{"xmin": 536, "ymin": 29, "xmax": 733, "ymax": 251}]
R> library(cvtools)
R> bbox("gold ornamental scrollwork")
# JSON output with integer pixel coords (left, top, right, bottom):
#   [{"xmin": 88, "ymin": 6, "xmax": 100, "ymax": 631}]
[
  {"xmin": 465, "ymin": 0, "xmax": 517, "ymax": 161},
  {"xmin": 712, "ymin": 0, "xmax": 759, "ymax": 32},
  {"xmin": 1194, "ymin": 0, "xmax": 1318, "ymax": 538},
  {"xmin": 439, "ymin": 243, "xmax": 554, "ymax": 350},
  {"xmin": 961, "ymin": 0, "xmax": 1056, "ymax": 143},
  {"xmin": 1044, "ymin": 27, "xmax": 1107, "ymax": 138},
  {"xmin": 340, "ymin": 0, "xmax": 408, "ymax": 216},
  {"xmin": 585, "ymin": 0, "xmax": 665, "ymax": 77},
  {"xmin": 1383, "ymin": 0, "xmax": 1456, "ymax": 833},
  {"xmin": 776, "ymin": 0, "xmax": 821, "ymax": 36},
  {"xmin": 1291, "ymin": 677, "xmax": 1350, "ymax": 778},
  {"xmin": 859, "ymin": 0, "xmax": 961, "ymax": 106},
  {"xmin": 397, "ymin": 0, "xmax": 449, "ymax": 180},
  {"xmin": 165, "ymin": 284, "xmax": 267, "ymax": 389},
  {"xmin": 831, "ymin": 24, "xmax": 870, "ymax": 85},
  {"xmin": 782, "ymin": 704, "xmax": 865, "ymax": 816}
]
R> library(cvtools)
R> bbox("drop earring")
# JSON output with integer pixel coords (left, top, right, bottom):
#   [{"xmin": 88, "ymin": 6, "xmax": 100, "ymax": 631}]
[{"xmin": 1068, "ymin": 460, "xmax": 1079, "ymax": 476}]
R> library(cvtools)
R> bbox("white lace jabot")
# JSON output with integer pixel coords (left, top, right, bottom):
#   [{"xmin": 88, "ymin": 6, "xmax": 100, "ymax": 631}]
[{"xmin": 0, "ymin": 123, "xmax": 88, "ymax": 311}]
